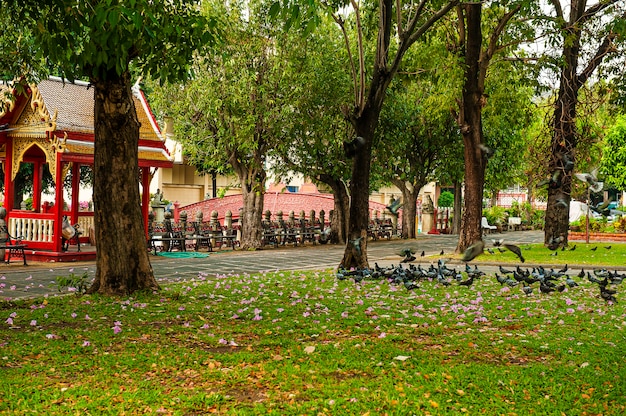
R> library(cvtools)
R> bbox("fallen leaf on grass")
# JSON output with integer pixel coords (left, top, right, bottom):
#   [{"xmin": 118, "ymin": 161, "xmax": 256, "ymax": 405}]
[
  {"xmin": 304, "ymin": 346, "xmax": 316, "ymax": 354},
  {"xmin": 393, "ymin": 355, "xmax": 410, "ymax": 361}
]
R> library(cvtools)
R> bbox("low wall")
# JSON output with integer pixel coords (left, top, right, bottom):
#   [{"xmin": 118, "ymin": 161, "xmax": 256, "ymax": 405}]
[{"xmin": 569, "ymin": 232, "xmax": 626, "ymax": 242}]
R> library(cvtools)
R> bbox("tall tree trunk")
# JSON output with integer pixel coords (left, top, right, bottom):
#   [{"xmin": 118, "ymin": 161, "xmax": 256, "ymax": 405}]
[
  {"xmin": 544, "ymin": 31, "xmax": 581, "ymax": 248},
  {"xmin": 391, "ymin": 179, "xmax": 421, "ymax": 239},
  {"xmin": 88, "ymin": 71, "xmax": 158, "ymax": 296},
  {"xmin": 452, "ymin": 180, "xmax": 462, "ymax": 234},
  {"xmin": 543, "ymin": 2, "xmax": 618, "ymax": 248},
  {"xmin": 238, "ymin": 170, "xmax": 265, "ymax": 250},
  {"xmin": 456, "ymin": 3, "xmax": 486, "ymax": 253},
  {"xmin": 320, "ymin": 174, "xmax": 349, "ymax": 244},
  {"xmin": 341, "ymin": 112, "xmax": 377, "ymax": 269}
]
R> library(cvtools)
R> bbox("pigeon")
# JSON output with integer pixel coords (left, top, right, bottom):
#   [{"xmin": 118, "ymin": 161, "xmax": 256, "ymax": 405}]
[
  {"xmin": 547, "ymin": 236, "xmax": 564, "ymax": 250},
  {"xmin": 559, "ymin": 152, "xmax": 575, "ymax": 172},
  {"xmin": 458, "ymin": 276, "xmax": 474, "ymax": 287},
  {"xmin": 565, "ymin": 276, "xmax": 579, "ymax": 288},
  {"xmin": 558, "ymin": 264, "xmax": 568, "ymax": 273},
  {"xmin": 487, "ymin": 248, "xmax": 495, "ymax": 254},
  {"xmin": 590, "ymin": 246, "xmax": 598, "ymax": 251},
  {"xmin": 569, "ymin": 244, "xmax": 577, "ymax": 251},
  {"xmin": 495, "ymin": 273, "xmax": 508, "ymax": 285},
  {"xmin": 499, "ymin": 265, "xmax": 514, "ymax": 274},
  {"xmin": 577, "ymin": 268, "xmax": 585, "ymax": 278},
  {"xmin": 478, "ymin": 143, "xmax": 494, "ymax": 159},
  {"xmin": 401, "ymin": 255, "xmax": 416, "ymax": 263},
  {"xmin": 460, "ymin": 240, "xmax": 485, "ymax": 263},
  {"xmin": 386, "ymin": 198, "xmax": 402, "ymax": 216},
  {"xmin": 539, "ymin": 282, "xmax": 556, "ymax": 294},
  {"xmin": 440, "ymin": 249, "xmax": 444, "ymax": 256},
  {"xmin": 604, "ymin": 246, "xmax": 612, "ymax": 250},
  {"xmin": 574, "ymin": 168, "xmax": 603, "ymax": 193},
  {"xmin": 504, "ymin": 243, "xmax": 525, "ymax": 263},
  {"xmin": 404, "ymin": 281, "xmax": 420, "ymax": 291},
  {"xmin": 343, "ymin": 136, "xmax": 366, "ymax": 158},
  {"xmin": 522, "ymin": 285, "xmax": 533, "ymax": 296},
  {"xmin": 420, "ymin": 251, "xmax": 425, "ymax": 257},
  {"xmin": 550, "ymin": 251, "xmax": 558, "ymax": 257},
  {"xmin": 491, "ymin": 239, "xmax": 504, "ymax": 247},
  {"xmin": 555, "ymin": 197, "xmax": 569, "ymax": 209}
]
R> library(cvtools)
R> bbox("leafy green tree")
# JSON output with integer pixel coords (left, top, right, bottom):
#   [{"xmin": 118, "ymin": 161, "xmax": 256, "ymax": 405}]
[
  {"xmin": 601, "ymin": 115, "xmax": 626, "ymax": 190},
  {"xmin": 376, "ymin": 80, "xmax": 460, "ymax": 239},
  {"xmin": 284, "ymin": 0, "xmax": 461, "ymax": 269},
  {"xmin": 6, "ymin": 0, "xmax": 219, "ymax": 295},
  {"xmin": 540, "ymin": 0, "xmax": 626, "ymax": 247},
  {"xmin": 153, "ymin": 1, "xmax": 307, "ymax": 249},
  {"xmin": 268, "ymin": 16, "xmax": 354, "ymax": 244},
  {"xmin": 482, "ymin": 61, "xmax": 534, "ymax": 202}
]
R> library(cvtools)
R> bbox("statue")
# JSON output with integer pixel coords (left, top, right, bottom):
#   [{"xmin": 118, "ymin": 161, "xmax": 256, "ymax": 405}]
[{"xmin": 423, "ymin": 195, "xmax": 435, "ymax": 214}]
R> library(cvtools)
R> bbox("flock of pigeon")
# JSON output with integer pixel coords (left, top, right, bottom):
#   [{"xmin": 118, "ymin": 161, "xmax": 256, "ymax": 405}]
[{"xmin": 336, "ymin": 239, "xmax": 622, "ymax": 304}]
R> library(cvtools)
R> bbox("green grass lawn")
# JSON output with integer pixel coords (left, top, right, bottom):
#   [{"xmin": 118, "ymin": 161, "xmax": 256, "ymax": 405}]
[
  {"xmin": 1, "ymin": 255, "xmax": 625, "ymax": 415},
  {"xmin": 455, "ymin": 242, "xmax": 626, "ymax": 267}
]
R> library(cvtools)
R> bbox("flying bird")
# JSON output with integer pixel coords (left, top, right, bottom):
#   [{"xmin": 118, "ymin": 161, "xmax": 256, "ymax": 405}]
[
  {"xmin": 386, "ymin": 198, "xmax": 402, "ymax": 216},
  {"xmin": 491, "ymin": 239, "xmax": 504, "ymax": 247},
  {"xmin": 504, "ymin": 243, "xmax": 525, "ymax": 263},
  {"xmin": 574, "ymin": 168, "xmax": 603, "ymax": 193},
  {"xmin": 462, "ymin": 240, "xmax": 485, "ymax": 262}
]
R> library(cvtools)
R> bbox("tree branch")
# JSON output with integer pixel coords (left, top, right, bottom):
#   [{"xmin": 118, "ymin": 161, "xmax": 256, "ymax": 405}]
[{"xmin": 578, "ymin": 32, "xmax": 617, "ymax": 86}]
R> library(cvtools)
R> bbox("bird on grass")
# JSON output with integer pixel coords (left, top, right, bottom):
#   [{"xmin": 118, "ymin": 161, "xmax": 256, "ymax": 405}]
[
  {"xmin": 440, "ymin": 249, "xmax": 445, "ymax": 256},
  {"xmin": 459, "ymin": 276, "xmax": 475, "ymax": 287},
  {"xmin": 462, "ymin": 240, "xmax": 485, "ymax": 262},
  {"xmin": 578, "ymin": 268, "xmax": 585, "ymax": 278},
  {"xmin": 565, "ymin": 276, "xmax": 579, "ymax": 288},
  {"xmin": 522, "ymin": 285, "xmax": 533, "ymax": 296},
  {"xmin": 499, "ymin": 265, "xmax": 514, "ymax": 274},
  {"xmin": 487, "ymin": 248, "xmax": 495, "ymax": 254},
  {"xmin": 590, "ymin": 246, "xmax": 598, "ymax": 251},
  {"xmin": 569, "ymin": 244, "xmax": 577, "ymax": 251},
  {"xmin": 558, "ymin": 264, "xmax": 568, "ymax": 274},
  {"xmin": 420, "ymin": 251, "xmax": 425, "ymax": 257},
  {"xmin": 550, "ymin": 251, "xmax": 558, "ymax": 257},
  {"xmin": 504, "ymin": 243, "xmax": 525, "ymax": 263},
  {"xmin": 604, "ymin": 246, "xmax": 612, "ymax": 250}
]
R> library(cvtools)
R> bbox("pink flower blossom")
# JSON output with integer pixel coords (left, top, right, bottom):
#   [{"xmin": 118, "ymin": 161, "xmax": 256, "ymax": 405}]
[{"xmin": 30, "ymin": 320, "xmax": 37, "ymax": 326}]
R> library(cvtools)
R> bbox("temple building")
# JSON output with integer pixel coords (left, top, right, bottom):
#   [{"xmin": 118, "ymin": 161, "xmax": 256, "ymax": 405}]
[{"xmin": 0, "ymin": 76, "xmax": 172, "ymax": 261}]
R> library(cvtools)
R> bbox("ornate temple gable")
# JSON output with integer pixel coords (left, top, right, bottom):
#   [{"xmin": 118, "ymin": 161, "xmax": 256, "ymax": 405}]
[
  {"xmin": 8, "ymin": 84, "xmax": 57, "ymax": 139},
  {"xmin": 11, "ymin": 137, "xmax": 58, "ymax": 181}
]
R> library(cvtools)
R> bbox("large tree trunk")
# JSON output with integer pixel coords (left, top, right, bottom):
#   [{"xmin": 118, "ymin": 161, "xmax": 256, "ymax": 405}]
[
  {"xmin": 456, "ymin": 3, "xmax": 486, "ymax": 253},
  {"xmin": 452, "ymin": 181, "xmax": 462, "ymax": 234},
  {"xmin": 391, "ymin": 179, "xmax": 421, "ymax": 239},
  {"xmin": 238, "ymin": 171, "xmax": 265, "ymax": 250},
  {"xmin": 320, "ymin": 174, "xmax": 349, "ymax": 244},
  {"xmin": 544, "ymin": 34, "xmax": 581, "ymax": 248},
  {"xmin": 88, "ymin": 71, "xmax": 158, "ymax": 296},
  {"xmin": 340, "ymin": 112, "xmax": 377, "ymax": 269}
]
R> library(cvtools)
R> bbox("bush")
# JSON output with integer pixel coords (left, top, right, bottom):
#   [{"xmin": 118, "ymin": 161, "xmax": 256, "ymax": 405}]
[
  {"xmin": 438, "ymin": 191, "xmax": 454, "ymax": 208},
  {"xmin": 483, "ymin": 206, "xmax": 507, "ymax": 226}
]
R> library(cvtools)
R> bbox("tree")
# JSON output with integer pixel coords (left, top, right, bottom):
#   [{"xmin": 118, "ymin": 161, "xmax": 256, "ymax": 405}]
[
  {"xmin": 601, "ymin": 115, "xmax": 626, "ymax": 190},
  {"xmin": 450, "ymin": 1, "xmax": 528, "ymax": 252},
  {"xmin": 376, "ymin": 82, "xmax": 459, "ymax": 239},
  {"xmin": 8, "ymin": 0, "xmax": 218, "ymax": 295},
  {"xmin": 541, "ymin": 0, "xmax": 626, "ymax": 247},
  {"xmin": 322, "ymin": 0, "xmax": 460, "ymax": 269},
  {"xmin": 153, "ymin": 1, "xmax": 306, "ymax": 249},
  {"xmin": 269, "ymin": 16, "xmax": 354, "ymax": 244}
]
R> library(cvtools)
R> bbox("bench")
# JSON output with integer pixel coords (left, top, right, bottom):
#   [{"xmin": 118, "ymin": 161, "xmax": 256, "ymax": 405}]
[
  {"xmin": 481, "ymin": 217, "xmax": 497, "ymax": 233},
  {"xmin": 0, "ymin": 225, "xmax": 27, "ymax": 265},
  {"xmin": 508, "ymin": 216, "xmax": 522, "ymax": 231},
  {"xmin": 148, "ymin": 221, "xmax": 186, "ymax": 255}
]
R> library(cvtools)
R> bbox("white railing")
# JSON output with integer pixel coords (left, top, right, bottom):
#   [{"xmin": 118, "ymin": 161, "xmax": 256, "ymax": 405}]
[
  {"xmin": 7, "ymin": 215, "xmax": 94, "ymax": 243},
  {"xmin": 9, "ymin": 217, "xmax": 55, "ymax": 242}
]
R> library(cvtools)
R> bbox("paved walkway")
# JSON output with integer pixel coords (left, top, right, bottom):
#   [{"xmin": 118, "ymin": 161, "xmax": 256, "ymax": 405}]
[{"xmin": 0, "ymin": 231, "xmax": 547, "ymax": 300}]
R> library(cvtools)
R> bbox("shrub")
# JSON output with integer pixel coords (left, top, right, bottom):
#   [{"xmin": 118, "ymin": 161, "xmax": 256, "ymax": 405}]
[{"xmin": 438, "ymin": 191, "xmax": 454, "ymax": 208}]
